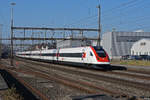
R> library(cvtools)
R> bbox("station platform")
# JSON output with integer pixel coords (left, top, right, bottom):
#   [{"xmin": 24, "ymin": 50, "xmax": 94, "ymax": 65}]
[{"xmin": 0, "ymin": 73, "xmax": 8, "ymax": 90}]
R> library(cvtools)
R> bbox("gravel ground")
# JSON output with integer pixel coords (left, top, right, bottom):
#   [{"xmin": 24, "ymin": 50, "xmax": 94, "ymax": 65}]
[
  {"xmin": 46, "ymin": 67, "xmax": 150, "ymax": 96},
  {"xmin": 2, "ymin": 59, "xmax": 150, "ymax": 99},
  {"xmin": 111, "ymin": 64, "xmax": 150, "ymax": 71},
  {"xmin": 18, "ymin": 61, "xmax": 150, "ymax": 97},
  {"xmin": 0, "ymin": 91, "xmax": 3, "ymax": 100},
  {"xmin": 24, "ymin": 61, "xmax": 150, "ymax": 85},
  {"xmin": 113, "ymin": 70, "xmax": 150, "ymax": 77},
  {"xmin": 17, "ymin": 72, "xmax": 88, "ymax": 100}
]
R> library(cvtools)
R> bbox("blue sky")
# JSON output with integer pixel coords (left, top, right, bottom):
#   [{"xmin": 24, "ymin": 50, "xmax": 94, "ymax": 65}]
[{"xmin": 0, "ymin": 0, "xmax": 150, "ymax": 38}]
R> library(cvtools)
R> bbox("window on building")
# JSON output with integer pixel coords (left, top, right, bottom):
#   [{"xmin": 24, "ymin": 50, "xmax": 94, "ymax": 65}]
[
  {"xmin": 140, "ymin": 42, "xmax": 146, "ymax": 46},
  {"xmin": 146, "ymin": 52, "xmax": 148, "ymax": 55},
  {"xmin": 132, "ymin": 51, "xmax": 134, "ymax": 55}
]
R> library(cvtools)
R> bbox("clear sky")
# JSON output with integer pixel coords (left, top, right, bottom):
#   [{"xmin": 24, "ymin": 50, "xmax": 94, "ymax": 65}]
[{"xmin": 0, "ymin": 0, "xmax": 150, "ymax": 38}]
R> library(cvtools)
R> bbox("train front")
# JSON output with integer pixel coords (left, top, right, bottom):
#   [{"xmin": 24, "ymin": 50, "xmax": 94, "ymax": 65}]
[{"xmin": 90, "ymin": 46, "xmax": 110, "ymax": 66}]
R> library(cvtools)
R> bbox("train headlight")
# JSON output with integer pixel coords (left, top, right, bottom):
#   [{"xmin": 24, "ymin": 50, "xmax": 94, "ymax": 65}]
[{"xmin": 97, "ymin": 57, "xmax": 100, "ymax": 60}]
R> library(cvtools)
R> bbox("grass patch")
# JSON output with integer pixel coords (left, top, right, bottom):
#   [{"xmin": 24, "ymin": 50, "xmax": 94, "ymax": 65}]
[
  {"xmin": 111, "ymin": 60, "xmax": 150, "ymax": 66},
  {"xmin": 2, "ymin": 87, "xmax": 23, "ymax": 100}
]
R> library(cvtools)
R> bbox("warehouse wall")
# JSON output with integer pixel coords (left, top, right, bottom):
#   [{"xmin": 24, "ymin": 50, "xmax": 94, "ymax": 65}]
[
  {"xmin": 102, "ymin": 31, "xmax": 150, "ymax": 59},
  {"xmin": 101, "ymin": 32, "xmax": 112, "ymax": 59}
]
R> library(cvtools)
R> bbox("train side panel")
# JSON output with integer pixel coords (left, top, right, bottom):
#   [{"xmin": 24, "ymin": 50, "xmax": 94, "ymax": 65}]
[{"xmin": 16, "ymin": 46, "xmax": 110, "ymax": 67}]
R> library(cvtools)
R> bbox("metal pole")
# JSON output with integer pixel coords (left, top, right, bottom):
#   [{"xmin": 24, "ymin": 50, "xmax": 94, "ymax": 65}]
[
  {"xmin": 80, "ymin": 31, "xmax": 83, "ymax": 47},
  {"xmin": 10, "ymin": 2, "xmax": 16, "ymax": 66},
  {"xmin": 97, "ymin": 4, "xmax": 101, "ymax": 47},
  {"xmin": 23, "ymin": 29, "xmax": 25, "ymax": 51},
  {"xmin": 0, "ymin": 24, "xmax": 2, "ymax": 60}
]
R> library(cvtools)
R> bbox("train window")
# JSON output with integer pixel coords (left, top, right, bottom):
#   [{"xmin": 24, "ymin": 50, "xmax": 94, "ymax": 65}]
[
  {"xmin": 20, "ymin": 53, "xmax": 56, "ymax": 56},
  {"xmin": 96, "ymin": 51, "xmax": 106, "ymax": 57},
  {"xmin": 90, "ymin": 52, "xmax": 93, "ymax": 56},
  {"xmin": 93, "ymin": 46, "xmax": 106, "ymax": 57},
  {"xmin": 59, "ymin": 53, "xmax": 82, "ymax": 58}
]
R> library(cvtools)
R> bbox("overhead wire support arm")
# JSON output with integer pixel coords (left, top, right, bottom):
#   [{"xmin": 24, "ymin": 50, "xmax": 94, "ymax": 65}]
[
  {"xmin": 12, "ymin": 27, "xmax": 99, "ymax": 32},
  {"xmin": 0, "ymin": 37, "xmax": 98, "ymax": 40},
  {"xmin": 12, "ymin": 37, "xmax": 98, "ymax": 41}
]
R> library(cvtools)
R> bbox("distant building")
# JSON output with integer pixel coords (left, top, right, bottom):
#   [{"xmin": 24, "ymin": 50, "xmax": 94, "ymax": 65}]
[
  {"xmin": 101, "ymin": 31, "xmax": 150, "ymax": 59},
  {"xmin": 27, "ymin": 42, "xmax": 56, "ymax": 51},
  {"xmin": 91, "ymin": 40, "xmax": 100, "ymax": 46},
  {"xmin": 131, "ymin": 39, "xmax": 150, "ymax": 56},
  {"xmin": 56, "ymin": 36, "xmax": 91, "ymax": 49}
]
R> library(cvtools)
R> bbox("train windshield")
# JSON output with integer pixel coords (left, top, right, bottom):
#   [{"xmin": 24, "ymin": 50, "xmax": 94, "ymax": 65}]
[{"xmin": 93, "ymin": 46, "xmax": 106, "ymax": 57}]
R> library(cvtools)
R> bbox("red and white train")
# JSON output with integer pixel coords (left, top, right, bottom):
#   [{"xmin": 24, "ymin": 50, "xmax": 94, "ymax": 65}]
[{"xmin": 16, "ymin": 46, "xmax": 110, "ymax": 68}]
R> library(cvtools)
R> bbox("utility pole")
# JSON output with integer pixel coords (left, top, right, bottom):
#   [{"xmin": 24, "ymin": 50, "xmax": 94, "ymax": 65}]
[
  {"xmin": 10, "ymin": 2, "xmax": 16, "ymax": 66},
  {"xmin": 0, "ymin": 24, "xmax": 2, "ymax": 60},
  {"xmin": 97, "ymin": 4, "xmax": 101, "ymax": 47}
]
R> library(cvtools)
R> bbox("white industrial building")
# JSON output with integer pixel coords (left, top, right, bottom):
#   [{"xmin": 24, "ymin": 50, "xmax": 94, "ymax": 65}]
[
  {"xmin": 131, "ymin": 39, "xmax": 150, "ymax": 56},
  {"xmin": 101, "ymin": 31, "xmax": 150, "ymax": 59}
]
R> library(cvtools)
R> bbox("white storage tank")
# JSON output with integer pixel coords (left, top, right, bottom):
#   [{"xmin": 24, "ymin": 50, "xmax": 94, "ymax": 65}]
[{"xmin": 131, "ymin": 39, "xmax": 150, "ymax": 55}]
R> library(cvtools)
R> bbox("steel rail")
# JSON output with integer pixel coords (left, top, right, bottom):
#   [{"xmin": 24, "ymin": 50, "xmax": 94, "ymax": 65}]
[
  {"xmin": 16, "ymin": 58, "xmax": 150, "ymax": 92},
  {"xmin": 7, "ymin": 69, "xmax": 50, "ymax": 100},
  {"xmin": 17, "ymin": 64, "xmax": 122, "ymax": 96},
  {"xmin": 0, "ymin": 60, "xmax": 101, "ymax": 94},
  {"xmin": 0, "ymin": 64, "xmax": 50, "ymax": 100},
  {"xmin": 17, "ymin": 68, "xmax": 100, "ymax": 94},
  {"xmin": 127, "ymin": 68, "xmax": 150, "ymax": 75}
]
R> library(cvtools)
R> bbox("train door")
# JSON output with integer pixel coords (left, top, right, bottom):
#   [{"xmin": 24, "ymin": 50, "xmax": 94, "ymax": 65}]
[
  {"xmin": 52, "ymin": 50, "xmax": 55, "ymax": 62},
  {"xmin": 56, "ymin": 49, "xmax": 59, "ymax": 62},
  {"xmin": 86, "ymin": 48, "xmax": 92, "ymax": 64},
  {"xmin": 88, "ymin": 51, "xmax": 94, "ymax": 64},
  {"xmin": 82, "ymin": 48, "xmax": 91, "ymax": 65},
  {"xmin": 85, "ymin": 47, "xmax": 93, "ymax": 65},
  {"xmin": 39, "ymin": 50, "xmax": 42, "ymax": 60},
  {"xmin": 82, "ymin": 49, "xmax": 86, "ymax": 64},
  {"xmin": 52, "ymin": 49, "xmax": 57, "ymax": 63}
]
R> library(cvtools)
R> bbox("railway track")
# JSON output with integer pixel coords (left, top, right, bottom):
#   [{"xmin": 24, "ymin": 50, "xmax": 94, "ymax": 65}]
[
  {"xmin": 5, "ymin": 58, "xmax": 150, "ymax": 77},
  {"xmin": 110, "ymin": 65, "xmax": 150, "ymax": 75},
  {"xmin": 16, "ymin": 58, "xmax": 150, "ymax": 81},
  {"xmin": 17, "ymin": 62, "xmax": 125, "ymax": 95},
  {"xmin": 14, "ymin": 58, "xmax": 150, "ymax": 94},
  {"xmin": 2, "ymin": 58, "xmax": 150, "ymax": 97},
  {"xmin": 0, "ymin": 64, "xmax": 49, "ymax": 100},
  {"xmin": 127, "ymin": 68, "xmax": 150, "ymax": 75},
  {"xmin": 0, "ymin": 59, "xmax": 127, "ymax": 98},
  {"xmin": 19, "ymin": 66, "xmax": 122, "ymax": 96}
]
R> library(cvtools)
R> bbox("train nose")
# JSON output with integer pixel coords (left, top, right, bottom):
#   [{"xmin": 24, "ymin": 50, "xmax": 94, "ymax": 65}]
[{"xmin": 97, "ymin": 56, "xmax": 109, "ymax": 62}]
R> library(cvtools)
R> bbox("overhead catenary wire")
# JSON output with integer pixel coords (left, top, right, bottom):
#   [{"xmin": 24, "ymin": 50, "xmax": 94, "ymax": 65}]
[
  {"xmin": 65, "ymin": 0, "xmax": 147, "ymax": 30},
  {"xmin": 102, "ymin": 0, "xmax": 142, "ymax": 17},
  {"xmin": 80, "ymin": 13, "xmax": 150, "ymax": 31},
  {"xmin": 103, "ymin": 1, "xmax": 149, "ymax": 21},
  {"xmin": 65, "ymin": 14, "xmax": 98, "ymax": 27},
  {"xmin": 132, "ymin": 25, "xmax": 150, "ymax": 31},
  {"xmin": 68, "ymin": 0, "xmax": 142, "ymax": 28},
  {"xmin": 100, "ymin": 0, "xmax": 150, "ymax": 32}
]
